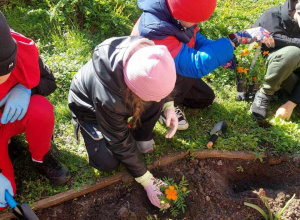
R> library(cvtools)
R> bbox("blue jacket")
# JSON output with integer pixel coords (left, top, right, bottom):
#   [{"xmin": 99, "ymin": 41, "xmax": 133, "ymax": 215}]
[{"xmin": 136, "ymin": 0, "xmax": 234, "ymax": 78}]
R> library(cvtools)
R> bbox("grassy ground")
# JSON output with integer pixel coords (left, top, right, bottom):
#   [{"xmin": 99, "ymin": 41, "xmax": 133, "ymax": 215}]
[{"xmin": 2, "ymin": 0, "xmax": 299, "ymax": 206}]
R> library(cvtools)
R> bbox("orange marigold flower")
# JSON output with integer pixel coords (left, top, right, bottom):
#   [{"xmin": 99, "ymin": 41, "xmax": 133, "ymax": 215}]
[
  {"xmin": 237, "ymin": 67, "xmax": 244, "ymax": 73},
  {"xmin": 243, "ymin": 48, "xmax": 249, "ymax": 55},
  {"xmin": 254, "ymin": 43, "xmax": 258, "ymax": 48},
  {"xmin": 165, "ymin": 186, "xmax": 178, "ymax": 201},
  {"xmin": 240, "ymin": 51, "xmax": 245, "ymax": 56},
  {"xmin": 263, "ymin": 51, "xmax": 269, "ymax": 56},
  {"xmin": 253, "ymin": 76, "xmax": 257, "ymax": 82},
  {"xmin": 243, "ymin": 68, "xmax": 249, "ymax": 74}
]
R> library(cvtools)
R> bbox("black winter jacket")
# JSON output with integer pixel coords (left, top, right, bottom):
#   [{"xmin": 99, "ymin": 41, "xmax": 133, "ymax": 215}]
[
  {"xmin": 253, "ymin": 0, "xmax": 300, "ymax": 104},
  {"xmin": 253, "ymin": 0, "xmax": 300, "ymax": 52},
  {"xmin": 32, "ymin": 58, "xmax": 57, "ymax": 96},
  {"xmin": 68, "ymin": 36, "xmax": 149, "ymax": 178}
]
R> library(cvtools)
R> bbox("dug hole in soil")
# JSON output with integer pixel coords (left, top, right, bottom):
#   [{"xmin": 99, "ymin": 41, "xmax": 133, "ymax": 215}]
[{"xmin": 37, "ymin": 157, "xmax": 300, "ymax": 220}]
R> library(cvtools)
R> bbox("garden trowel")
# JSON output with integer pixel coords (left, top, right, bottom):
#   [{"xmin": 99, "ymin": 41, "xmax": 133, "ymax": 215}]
[
  {"xmin": 5, "ymin": 191, "xmax": 39, "ymax": 220},
  {"xmin": 206, "ymin": 120, "xmax": 228, "ymax": 149}
]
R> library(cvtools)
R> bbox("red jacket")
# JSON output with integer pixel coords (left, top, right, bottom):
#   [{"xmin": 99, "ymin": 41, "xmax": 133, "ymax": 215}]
[{"xmin": 0, "ymin": 31, "xmax": 40, "ymax": 100}]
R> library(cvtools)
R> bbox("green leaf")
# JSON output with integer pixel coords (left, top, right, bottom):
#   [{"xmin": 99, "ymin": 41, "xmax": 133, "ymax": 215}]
[
  {"xmin": 244, "ymin": 202, "xmax": 269, "ymax": 220},
  {"xmin": 275, "ymin": 194, "xmax": 296, "ymax": 220}
]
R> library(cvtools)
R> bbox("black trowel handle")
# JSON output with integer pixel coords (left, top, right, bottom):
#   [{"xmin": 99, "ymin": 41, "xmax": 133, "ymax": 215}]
[
  {"xmin": 206, "ymin": 133, "xmax": 219, "ymax": 149},
  {"xmin": 5, "ymin": 191, "xmax": 39, "ymax": 220}
]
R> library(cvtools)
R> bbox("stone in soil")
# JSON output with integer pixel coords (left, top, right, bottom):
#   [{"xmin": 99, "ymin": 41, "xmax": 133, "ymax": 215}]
[
  {"xmin": 189, "ymin": 168, "xmax": 195, "ymax": 175},
  {"xmin": 117, "ymin": 206, "xmax": 137, "ymax": 220}
]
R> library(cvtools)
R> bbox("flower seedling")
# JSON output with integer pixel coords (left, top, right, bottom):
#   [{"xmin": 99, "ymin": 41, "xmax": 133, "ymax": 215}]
[
  {"xmin": 235, "ymin": 42, "xmax": 269, "ymax": 100},
  {"xmin": 237, "ymin": 165, "xmax": 244, "ymax": 172},
  {"xmin": 244, "ymin": 188, "xmax": 296, "ymax": 220},
  {"xmin": 251, "ymin": 151, "xmax": 264, "ymax": 162},
  {"xmin": 236, "ymin": 42, "xmax": 268, "ymax": 85},
  {"xmin": 159, "ymin": 176, "xmax": 190, "ymax": 217}
]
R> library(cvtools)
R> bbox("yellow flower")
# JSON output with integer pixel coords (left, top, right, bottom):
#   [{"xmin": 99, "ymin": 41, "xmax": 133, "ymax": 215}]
[
  {"xmin": 237, "ymin": 67, "xmax": 244, "ymax": 73},
  {"xmin": 261, "ymin": 66, "xmax": 265, "ymax": 70},
  {"xmin": 182, "ymin": 188, "xmax": 187, "ymax": 192},
  {"xmin": 254, "ymin": 43, "xmax": 259, "ymax": 48},
  {"xmin": 243, "ymin": 48, "xmax": 249, "ymax": 55},
  {"xmin": 165, "ymin": 186, "xmax": 178, "ymax": 201},
  {"xmin": 263, "ymin": 51, "xmax": 269, "ymax": 56}
]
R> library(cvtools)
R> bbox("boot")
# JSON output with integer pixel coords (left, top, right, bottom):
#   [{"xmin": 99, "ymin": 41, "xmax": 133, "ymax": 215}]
[
  {"xmin": 34, "ymin": 151, "xmax": 71, "ymax": 185},
  {"xmin": 250, "ymin": 92, "xmax": 272, "ymax": 119}
]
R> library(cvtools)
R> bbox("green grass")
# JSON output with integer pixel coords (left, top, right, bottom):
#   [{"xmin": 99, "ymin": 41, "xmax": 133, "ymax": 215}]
[{"xmin": 2, "ymin": 0, "xmax": 299, "ymax": 206}]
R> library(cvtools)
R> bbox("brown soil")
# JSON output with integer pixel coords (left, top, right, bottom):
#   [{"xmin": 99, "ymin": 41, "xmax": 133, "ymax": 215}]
[{"xmin": 36, "ymin": 157, "xmax": 300, "ymax": 220}]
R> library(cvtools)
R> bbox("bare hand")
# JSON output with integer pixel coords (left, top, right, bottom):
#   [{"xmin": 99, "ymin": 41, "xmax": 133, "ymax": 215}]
[
  {"xmin": 164, "ymin": 108, "xmax": 178, "ymax": 138},
  {"xmin": 275, "ymin": 101, "xmax": 297, "ymax": 120}
]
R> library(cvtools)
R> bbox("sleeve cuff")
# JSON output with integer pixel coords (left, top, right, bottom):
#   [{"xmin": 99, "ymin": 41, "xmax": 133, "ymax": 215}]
[
  {"xmin": 163, "ymin": 101, "xmax": 175, "ymax": 112},
  {"xmin": 135, "ymin": 170, "xmax": 152, "ymax": 187}
]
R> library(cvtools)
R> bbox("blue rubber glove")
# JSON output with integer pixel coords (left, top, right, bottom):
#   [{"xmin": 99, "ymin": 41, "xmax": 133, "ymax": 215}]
[
  {"xmin": 0, "ymin": 84, "xmax": 31, "ymax": 124},
  {"xmin": 232, "ymin": 27, "xmax": 275, "ymax": 48},
  {"xmin": 0, "ymin": 173, "xmax": 14, "ymax": 208}
]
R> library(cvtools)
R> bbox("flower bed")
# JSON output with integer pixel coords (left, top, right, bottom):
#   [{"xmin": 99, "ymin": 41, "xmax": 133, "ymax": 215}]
[{"xmin": 35, "ymin": 156, "xmax": 300, "ymax": 220}]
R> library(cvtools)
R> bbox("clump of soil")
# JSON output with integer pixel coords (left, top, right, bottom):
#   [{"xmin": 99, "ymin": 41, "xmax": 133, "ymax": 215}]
[{"xmin": 37, "ymin": 157, "xmax": 300, "ymax": 220}]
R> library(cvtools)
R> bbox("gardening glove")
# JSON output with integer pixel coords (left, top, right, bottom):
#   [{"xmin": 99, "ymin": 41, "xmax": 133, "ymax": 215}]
[
  {"xmin": 0, "ymin": 84, "xmax": 31, "ymax": 124},
  {"xmin": 135, "ymin": 171, "xmax": 169, "ymax": 209},
  {"xmin": 275, "ymin": 101, "xmax": 297, "ymax": 120},
  {"xmin": 232, "ymin": 27, "xmax": 274, "ymax": 48},
  {"xmin": 163, "ymin": 101, "xmax": 178, "ymax": 138},
  {"xmin": 222, "ymin": 55, "xmax": 237, "ymax": 70},
  {"xmin": 0, "ymin": 173, "xmax": 14, "ymax": 208}
]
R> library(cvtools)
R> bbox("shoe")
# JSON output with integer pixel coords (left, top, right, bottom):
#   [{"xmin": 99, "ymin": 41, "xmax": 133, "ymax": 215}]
[
  {"xmin": 159, "ymin": 106, "xmax": 189, "ymax": 130},
  {"xmin": 136, "ymin": 139, "xmax": 155, "ymax": 154},
  {"xmin": 34, "ymin": 151, "xmax": 71, "ymax": 186},
  {"xmin": 250, "ymin": 92, "xmax": 272, "ymax": 119}
]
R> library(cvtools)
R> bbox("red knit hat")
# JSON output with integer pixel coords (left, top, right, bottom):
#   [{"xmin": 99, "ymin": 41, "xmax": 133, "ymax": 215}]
[{"xmin": 166, "ymin": 0, "xmax": 217, "ymax": 23}]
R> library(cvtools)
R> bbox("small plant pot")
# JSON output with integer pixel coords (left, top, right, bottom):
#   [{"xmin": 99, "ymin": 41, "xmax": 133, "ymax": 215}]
[
  {"xmin": 252, "ymin": 82, "xmax": 261, "ymax": 93},
  {"xmin": 236, "ymin": 79, "xmax": 247, "ymax": 92},
  {"xmin": 236, "ymin": 80, "xmax": 261, "ymax": 101},
  {"xmin": 236, "ymin": 80, "xmax": 249, "ymax": 101},
  {"xmin": 247, "ymin": 82, "xmax": 261, "ymax": 100}
]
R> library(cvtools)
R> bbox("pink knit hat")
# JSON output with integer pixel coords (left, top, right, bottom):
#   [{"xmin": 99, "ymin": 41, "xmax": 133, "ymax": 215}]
[{"xmin": 124, "ymin": 45, "xmax": 176, "ymax": 101}]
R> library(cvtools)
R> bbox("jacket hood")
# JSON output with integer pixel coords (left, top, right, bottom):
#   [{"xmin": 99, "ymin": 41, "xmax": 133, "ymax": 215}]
[
  {"xmin": 10, "ymin": 31, "xmax": 40, "ymax": 89},
  {"xmin": 0, "ymin": 31, "xmax": 39, "ymax": 100},
  {"xmin": 137, "ymin": 0, "xmax": 196, "ymax": 43}
]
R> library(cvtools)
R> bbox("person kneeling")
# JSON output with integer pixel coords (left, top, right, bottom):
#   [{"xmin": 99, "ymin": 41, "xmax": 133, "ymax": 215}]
[
  {"xmin": 250, "ymin": 0, "xmax": 300, "ymax": 120},
  {"xmin": 68, "ymin": 36, "xmax": 178, "ymax": 208}
]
